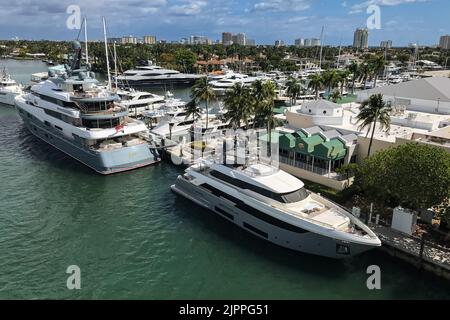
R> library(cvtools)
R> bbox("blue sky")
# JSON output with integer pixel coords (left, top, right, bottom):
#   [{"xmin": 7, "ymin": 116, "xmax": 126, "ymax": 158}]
[{"xmin": 0, "ymin": 0, "xmax": 448, "ymax": 46}]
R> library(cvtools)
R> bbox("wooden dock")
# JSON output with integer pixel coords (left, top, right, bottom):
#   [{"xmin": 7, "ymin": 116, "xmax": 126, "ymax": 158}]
[{"xmin": 369, "ymin": 223, "xmax": 450, "ymax": 281}]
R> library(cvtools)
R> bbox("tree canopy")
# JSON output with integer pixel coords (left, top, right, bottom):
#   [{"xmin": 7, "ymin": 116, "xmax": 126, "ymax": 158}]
[{"xmin": 354, "ymin": 143, "xmax": 450, "ymax": 211}]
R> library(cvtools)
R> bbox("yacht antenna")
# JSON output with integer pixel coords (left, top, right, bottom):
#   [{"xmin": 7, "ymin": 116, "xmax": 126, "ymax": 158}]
[
  {"xmin": 113, "ymin": 41, "xmax": 118, "ymax": 90},
  {"xmin": 84, "ymin": 17, "xmax": 89, "ymax": 66},
  {"xmin": 102, "ymin": 17, "xmax": 112, "ymax": 90}
]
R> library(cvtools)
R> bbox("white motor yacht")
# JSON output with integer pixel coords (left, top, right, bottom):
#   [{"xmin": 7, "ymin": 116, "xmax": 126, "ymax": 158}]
[
  {"xmin": 172, "ymin": 158, "xmax": 381, "ymax": 259},
  {"xmin": 0, "ymin": 68, "xmax": 23, "ymax": 106}
]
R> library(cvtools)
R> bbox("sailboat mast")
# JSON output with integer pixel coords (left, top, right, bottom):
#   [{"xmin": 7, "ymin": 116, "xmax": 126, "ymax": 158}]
[
  {"xmin": 319, "ymin": 26, "xmax": 324, "ymax": 70},
  {"xmin": 102, "ymin": 17, "xmax": 112, "ymax": 90},
  {"xmin": 113, "ymin": 41, "xmax": 118, "ymax": 90},
  {"xmin": 84, "ymin": 17, "xmax": 89, "ymax": 65}
]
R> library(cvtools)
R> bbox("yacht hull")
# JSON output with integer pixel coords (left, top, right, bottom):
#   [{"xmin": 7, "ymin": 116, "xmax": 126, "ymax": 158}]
[
  {"xmin": 16, "ymin": 105, "xmax": 160, "ymax": 175},
  {"xmin": 172, "ymin": 175, "xmax": 377, "ymax": 259},
  {"xmin": 118, "ymin": 78, "xmax": 199, "ymax": 89},
  {"xmin": 0, "ymin": 92, "xmax": 19, "ymax": 106}
]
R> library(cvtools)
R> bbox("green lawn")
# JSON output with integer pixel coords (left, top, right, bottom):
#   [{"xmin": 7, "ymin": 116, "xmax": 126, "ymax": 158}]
[{"xmin": 336, "ymin": 94, "xmax": 357, "ymax": 104}]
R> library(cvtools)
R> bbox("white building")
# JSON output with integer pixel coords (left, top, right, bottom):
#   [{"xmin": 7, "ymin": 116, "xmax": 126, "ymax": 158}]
[
  {"xmin": 287, "ymin": 100, "xmax": 345, "ymax": 127},
  {"xmin": 357, "ymin": 77, "xmax": 450, "ymax": 115}
]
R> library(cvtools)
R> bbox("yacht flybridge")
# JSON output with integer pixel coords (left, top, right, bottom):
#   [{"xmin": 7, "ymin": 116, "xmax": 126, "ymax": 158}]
[
  {"xmin": 14, "ymin": 41, "xmax": 160, "ymax": 174},
  {"xmin": 116, "ymin": 61, "xmax": 202, "ymax": 88},
  {"xmin": 172, "ymin": 158, "xmax": 381, "ymax": 259},
  {"xmin": 0, "ymin": 68, "xmax": 22, "ymax": 106}
]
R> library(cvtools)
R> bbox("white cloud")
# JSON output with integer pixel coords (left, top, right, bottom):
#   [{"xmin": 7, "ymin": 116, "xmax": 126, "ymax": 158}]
[
  {"xmin": 349, "ymin": 0, "xmax": 429, "ymax": 14},
  {"xmin": 168, "ymin": 0, "xmax": 207, "ymax": 16},
  {"xmin": 253, "ymin": 0, "xmax": 311, "ymax": 12}
]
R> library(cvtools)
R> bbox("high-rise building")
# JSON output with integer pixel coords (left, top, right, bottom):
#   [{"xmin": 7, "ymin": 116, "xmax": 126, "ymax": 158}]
[
  {"xmin": 295, "ymin": 38, "xmax": 305, "ymax": 47},
  {"xmin": 304, "ymin": 39, "xmax": 312, "ymax": 47},
  {"xmin": 233, "ymin": 33, "xmax": 246, "ymax": 46},
  {"xmin": 108, "ymin": 38, "xmax": 122, "ymax": 44},
  {"xmin": 189, "ymin": 35, "xmax": 212, "ymax": 45},
  {"xmin": 275, "ymin": 40, "xmax": 285, "ymax": 47},
  {"xmin": 143, "ymin": 35, "xmax": 156, "ymax": 45},
  {"xmin": 380, "ymin": 40, "xmax": 393, "ymax": 49},
  {"xmin": 439, "ymin": 35, "xmax": 450, "ymax": 50},
  {"xmin": 246, "ymin": 39, "xmax": 256, "ymax": 46},
  {"xmin": 310, "ymin": 38, "xmax": 321, "ymax": 47},
  {"xmin": 222, "ymin": 32, "xmax": 233, "ymax": 45},
  {"xmin": 121, "ymin": 36, "xmax": 138, "ymax": 45},
  {"xmin": 353, "ymin": 28, "xmax": 369, "ymax": 49}
]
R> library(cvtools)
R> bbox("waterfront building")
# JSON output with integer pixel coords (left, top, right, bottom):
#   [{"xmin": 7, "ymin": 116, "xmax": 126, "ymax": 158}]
[
  {"xmin": 189, "ymin": 35, "xmax": 212, "ymax": 45},
  {"xmin": 353, "ymin": 28, "xmax": 369, "ymax": 49},
  {"xmin": 222, "ymin": 32, "xmax": 232, "ymax": 45},
  {"xmin": 310, "ymin": 38, "xmax": 321, "ymax": 47},
  {"xmin": 143, "ymin": 35, "xmax": 156, "ymax": 45},
  {"xmin": 439, "ymin": 35, "xmax": 450, "ymax": 50},
  {"xmin": 275, "ymin": 40, "xmax": 285, "ymax": 47},
  {"xmin": 380, "ymin": 40, "xmax": 393, "ymax": 49},
  {"xmin": 246, "ymin": 39, "xmax": 256, "ymax": 46},
  {"xmin": 357, "ymin": 77, "xmax": 450, "ymax": 115},
  {"xmin": 122, "ymin": 35, "xmax": 138, "ymax": 45},
  {"xmin": 108, "ymin": 37, "xmax": 121, "ymax": 44},
  {"xmin": 231, "ymin": 33, "xmax": 246, "ymax": 46},
  {"xmin": 295, "ymin": 38, "xmax": 305, "ymax": 47}
]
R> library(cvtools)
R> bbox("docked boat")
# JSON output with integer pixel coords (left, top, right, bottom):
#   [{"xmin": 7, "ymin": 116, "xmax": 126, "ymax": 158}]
[
  {"xmin": 116, "ymin": 61, "xmax": 202, "ymax": 88},
  {"xmin": 117, "ymin": 88, "xmax": 165, "ymax": 118},
  {"xmin": 172, "ymin": 158, "xmax": 381, "ymax": 259},
  {"xmin": 210, "ymin": 73, "xmax": 263, "ymax": 96},
  {"xmin": 14, "ymin": 42, "xmax": 160, "ymax": 175},
  {"xmin": 0, "ymin": 68, "xmax": 23, "ymax": 106}
]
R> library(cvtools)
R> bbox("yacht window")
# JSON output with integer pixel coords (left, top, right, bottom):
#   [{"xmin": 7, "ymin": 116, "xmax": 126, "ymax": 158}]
[
  {"xmin": 138, "ymin": 95, "xmax": 153, "ymax": 100},
  {"xmin": 278, "ymin": 188, "xmax": 309, "ymax": 204}
]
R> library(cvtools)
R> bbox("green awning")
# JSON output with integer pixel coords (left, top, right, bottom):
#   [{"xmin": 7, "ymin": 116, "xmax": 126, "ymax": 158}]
[
  {"xmin": 293, "ymin": 130, "xmax": 307, "ymax": 139},
  {"xmin": 279, "ymin": 134, "xmax": 297, "ymax": 150},
  {"xmin": 312, "ymin": 139, "xmax": 347, "ymax": 160},
  {"xmin": 295, "ymin": 134, "xmax": 325, "ymax": 154}
]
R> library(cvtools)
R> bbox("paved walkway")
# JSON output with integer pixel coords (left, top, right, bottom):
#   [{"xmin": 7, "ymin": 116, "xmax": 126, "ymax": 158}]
[{"xmin": 370, "ymin": 224, "xmax": 450, "ymax": 271}]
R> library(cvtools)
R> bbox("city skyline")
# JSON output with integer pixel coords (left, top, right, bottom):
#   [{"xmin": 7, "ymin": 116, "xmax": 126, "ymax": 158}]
[{"xmin": 0, "ymin": 0, "xmax": 449, "ymax": 46}]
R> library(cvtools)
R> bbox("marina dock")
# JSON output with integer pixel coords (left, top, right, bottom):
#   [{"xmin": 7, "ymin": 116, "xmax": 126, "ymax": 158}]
[{"xmin": 369, "ymin": 223, "xmax": 450, "ymax": 281}]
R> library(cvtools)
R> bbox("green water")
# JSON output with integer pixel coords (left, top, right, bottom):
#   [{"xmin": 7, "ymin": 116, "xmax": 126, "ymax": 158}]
[{"xmin": 1, "ymin": 59, "xmax": 449, "ymax": 299}]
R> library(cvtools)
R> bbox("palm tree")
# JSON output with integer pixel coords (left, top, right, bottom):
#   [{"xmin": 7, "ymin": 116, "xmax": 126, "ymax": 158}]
[
  {"xmin": 285, "ymin": 77, "xmax": 302, "ymax": 106},
  {"xmin": 191, "ymin": 77, "xmax": 215, "ymax": 129},
  {"xmin": 308, "ymin": 73, "xmax": 323, "ymax": 100},
  {"xmin": 251, "ymin": 80, "xmax": 276, "ymax": 127},
  {"xmin": 369, "ymin": 55, "xmax": 386, "ymax": 88},
  {"xmin": 330, "ymin": 90, "xmax": 341, "ymax": 103},
  {"xmin": 223, "ymin": 83, "xmax": 254, "ymax": 129},
  {"xmin": 184, "ymin": 99, "xmax": 202, "ymax": 122},
  {"xmin": 257, "ymin": 81, "xmax": 277, "ymax": 157},
  {"xmin": 356, "ymin": 94, "xmax": 392, "ymax": 157},
  {"xmin": 348, "ymin": 61, "xmax": 360, "ymax": 95},
  {"xmin": 359, "ymin": 62, "xmax": 372, "ymax": 90},
  {"xmin": 321, "ymin": 69, "xmax": 339, "ymax": 97},
  {"xmin": 337, "ymin": 69, "xmax": 350, "ymax": 96}
]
